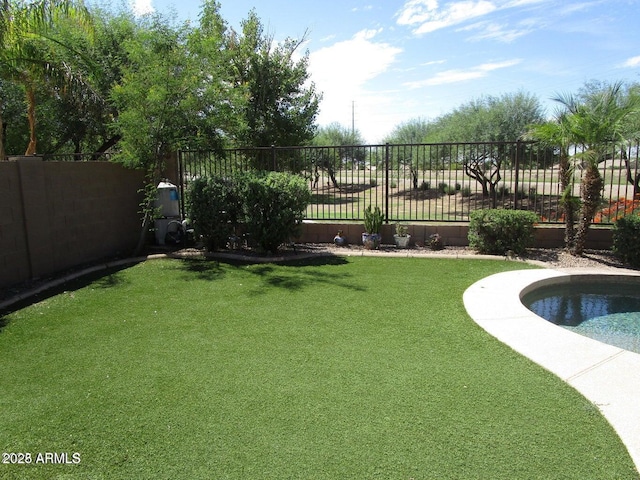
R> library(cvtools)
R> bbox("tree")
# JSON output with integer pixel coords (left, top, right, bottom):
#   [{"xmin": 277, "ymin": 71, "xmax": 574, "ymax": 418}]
[
  {"xmin": 40, "ymin": 8, "xmax": 137, "ymax": 155},
  {"xmin": 227, "ymin": 10, "xmax": 321, "ymax": 149},
  {"xmin": 0, "ymin": 0, "xmax": 93, "ymax": 156},
  {"xmin": 555, "ymin": 82, "xmax": 640, "ymax": 255},
  {"xmin": 0, "ymin": 77, "xmax": 27, "ymax": 157},
  {"xmin": 311, "ymin": 122, "xmax": 365, "ymax": 188},
  {"xmin": 384, "ymin": 118, "xmax": 433, "ymax": 189},
  {"xmin": 111, "ymin": 6, "xmax": 235, "ymax": 254},
  {"xmin": 435, "ymin": 92, "xmax": 545, "ymax": 206},
  {"xmin": 526, "ymin": 111, "xmax": 579, "ymax": 248}
]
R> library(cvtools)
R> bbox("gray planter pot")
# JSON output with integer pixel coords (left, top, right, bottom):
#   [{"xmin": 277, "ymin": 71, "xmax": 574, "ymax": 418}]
[{"xmin": 393, "ymin": 234, "xmax": 411, "ymax": 248}]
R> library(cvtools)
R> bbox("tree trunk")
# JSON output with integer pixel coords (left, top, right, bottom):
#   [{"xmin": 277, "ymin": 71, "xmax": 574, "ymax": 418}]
[
  {"xmin": 327, "ymin": 165, "xmax": 339, "ymax": 188},
  {"xmin": 571, "ymin": 164, "xmax": 603, "ymax": 256},
  {"xmin": 132, "ymin": 205, "xmax": 153, "ymax": 257},
  {"xmin": 624, "ymin": 157, "xmax": 640, "ymax": 197},
  {"xmin": 558, "ymin": 153, "xmax": 576, "ymax": 250},
  {"xmin": 24, "ymin": 87, "xmax": 37, "ymax": 155},
  {"xmin": 489, "ymin": 183, "xmax": 498, "ymax": 208},
  {"xmin": 563, "ymin": 195, "xmax": 576, "ymax": 249}
]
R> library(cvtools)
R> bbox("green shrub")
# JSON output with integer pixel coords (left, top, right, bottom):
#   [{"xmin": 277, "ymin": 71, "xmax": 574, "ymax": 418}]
[
  {"xmin": 419, "ymin": 180, "xmax": 430, "ymax": 191},
  {"xmin": 461, "ymin": 186, "xmax": 472, "ymax": 197},
  {"xmin": 468, "ymin": 209, "xmax": 538, "ymax": 255},
  {"xmin": 613, "ymin": 214, "xmax": 640, "ymax": 268},
  {"xmin": 240, "ymin": 171, "xmax": 312, "ymax": 253},
  {"xmin": 516, "ymin": 187, "xmax": 528, "ymax": 200},
  {"xmin": 187, "ymin": 176, "xmax": 241, "ymax": 250},
  {"xmin": 437, "ymin": 182, "xmax": 448, "ymax": 194}
]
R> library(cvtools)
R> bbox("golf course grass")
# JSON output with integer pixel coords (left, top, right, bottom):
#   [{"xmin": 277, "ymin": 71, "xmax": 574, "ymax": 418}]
[{"xmin": 1, "ymin": 256, "xmax": 637, "ymax": 479}]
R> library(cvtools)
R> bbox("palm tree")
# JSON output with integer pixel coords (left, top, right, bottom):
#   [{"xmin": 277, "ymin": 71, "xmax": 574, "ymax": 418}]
[
  {"xmin": 526, "ymin": 113, "xmax": 579, "ymax": 249},
  {"xmin": 0, "ymin": 0, "xmax": 93, "ymax": 156},
  {"xmin": 555, "ymin": 82, "xmax": 639, "ymax": 255}
]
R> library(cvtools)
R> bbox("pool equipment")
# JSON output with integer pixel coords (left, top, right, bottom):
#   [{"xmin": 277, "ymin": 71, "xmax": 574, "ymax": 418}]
[{"xmin": 154, "ymin": 181, "xmax": 184, "ymax": 245}]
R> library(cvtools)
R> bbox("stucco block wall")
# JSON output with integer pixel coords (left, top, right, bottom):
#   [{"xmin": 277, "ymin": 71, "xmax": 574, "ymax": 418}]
[{"xmin": 0, "ymin": 158, "xmax": 145, "ymax": 289}]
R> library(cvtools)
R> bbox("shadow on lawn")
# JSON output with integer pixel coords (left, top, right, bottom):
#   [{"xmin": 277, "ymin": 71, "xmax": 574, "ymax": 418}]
[
  {"xmin": 175, "ymin": 257, "xmax": 227, "ymax": 282},
  {"xmin": 173, "ymin": 254, "xmax": 366, "ymax": 294},
  {"xmin": 0, "ymin": 263, "xmax": 138, "ymax": 333},
  {"xmin": 244, "ymin": 255, "xmax": 366, "ymax": 295}
]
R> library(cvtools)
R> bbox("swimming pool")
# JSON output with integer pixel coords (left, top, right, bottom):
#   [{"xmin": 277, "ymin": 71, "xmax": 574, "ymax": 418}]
[{"xmin": 522, "ymin": 275, "xmax": 640, "ymax": 354}]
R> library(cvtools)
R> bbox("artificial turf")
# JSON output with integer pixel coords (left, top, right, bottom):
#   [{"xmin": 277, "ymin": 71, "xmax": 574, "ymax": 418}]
[{"xmin": 0, "ymin": 256, "xmax": 637, "ymax": 479}]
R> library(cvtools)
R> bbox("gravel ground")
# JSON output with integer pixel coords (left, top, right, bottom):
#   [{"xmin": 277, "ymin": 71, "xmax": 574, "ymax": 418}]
[
  {"xmin": 285, "ymin": 243, "xmax": 630, "ymax": 270},
  {"xmin": 182, "ymin": 242, "xmax": 632, "ymax": 271}
]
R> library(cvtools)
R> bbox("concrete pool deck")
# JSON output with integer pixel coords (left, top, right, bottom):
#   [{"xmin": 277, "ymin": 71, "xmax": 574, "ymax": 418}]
[{"xmin": 464, "ymin": 267, "xmax": 640, "ymax": 473}]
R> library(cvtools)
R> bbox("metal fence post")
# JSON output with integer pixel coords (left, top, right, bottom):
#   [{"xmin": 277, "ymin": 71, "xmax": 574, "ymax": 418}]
[
  {"xmin": 272, "ymin": 145, "xmax": 277, "ymax": 171},
  {"xmin": 514, "ymin": 140, "xmax": 521, "ymax": 210},
  {"xmin": 385, "ymin": 143, "xmax": 390, "ymax": 223},
  {"xmin": 178, "ymin": 149, "xmax": 185, "ymax": 219}
]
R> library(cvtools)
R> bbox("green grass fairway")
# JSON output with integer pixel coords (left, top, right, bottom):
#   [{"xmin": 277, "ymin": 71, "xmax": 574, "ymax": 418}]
[{"xmin": 1, "ymin": 257, "xmax": 637, "ymax": 479}]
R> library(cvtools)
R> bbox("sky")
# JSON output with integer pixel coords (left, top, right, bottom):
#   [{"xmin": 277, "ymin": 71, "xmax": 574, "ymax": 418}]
[{"xmin": 124, "ymin": 0, "xmax": 640, "ymax": 143}]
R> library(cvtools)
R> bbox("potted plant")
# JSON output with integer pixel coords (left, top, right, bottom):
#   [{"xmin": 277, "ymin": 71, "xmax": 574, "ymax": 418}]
[
  {"xmin": 429, "ymin": 233, "xmax": 444, "ymax": 250},
  {"xmin": 362, "ymin": 205, "xmax": 383, "ymax": 249},
  {"xmin": 393, "ymin": 223, "xmax": 411, "ymax": 248}
]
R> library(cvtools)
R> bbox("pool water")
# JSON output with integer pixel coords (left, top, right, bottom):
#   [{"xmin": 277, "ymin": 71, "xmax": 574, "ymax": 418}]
[{"xmin": 523, "ymin": 281, "xmax": 640, "ymax": 354}]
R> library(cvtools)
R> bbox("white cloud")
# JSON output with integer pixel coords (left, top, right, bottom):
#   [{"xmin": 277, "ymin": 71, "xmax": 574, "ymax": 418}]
[
  {"xmin": 503, "ymin": 0, "xmax": 549, "ymax": 6},
  {"xmin": 461, "ymin": 21, "xmax": 532, "ymax": 42},
  {"xmin": 397, "ymin": 0, "xmax": 498, "ymax": 35},
  {"xmin": 131, "ymin": 0, "xmax": 154, "ymax": 16},
  {"xmin": 622, "ymin": 56, "xmax": 640, "ymax": 68},
  {"xmin": 308, "ymin": 29, "xmax": 402, "ymax": 142},
  {"xmin": 421, "ymin": 60, "xmax": 447, "ymax": 66},
  {"xmin": 396, "ymin": 0, "xmax": 556, "ymax": 37},
  {"xmin": 396, "ymin": 0, "xmax": 439, "ymax": 26},
  {"xmin": 352, "ymin": 5, "xmax": 374, "ymax": 12},
  {"xmin": 404, "ymin": 59, "xmax": 521, "ymax": 87}
]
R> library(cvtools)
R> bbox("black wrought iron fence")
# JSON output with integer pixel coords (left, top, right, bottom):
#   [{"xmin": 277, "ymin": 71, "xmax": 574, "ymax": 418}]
[{"xmin": 179, "ymin": 141, "xmax": 640, "ymax": 224}]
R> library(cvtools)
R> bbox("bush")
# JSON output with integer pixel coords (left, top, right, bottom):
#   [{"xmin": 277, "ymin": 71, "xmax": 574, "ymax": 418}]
[
  {"xmin": 468, "ymin": 209, "xmax": 538, "ymax": 255},
  {"xmin": 613, "ymin": 214, "xmax": 640, "ymax": 267},
  {"xmin": 187, "ymin": 172, "xmax": 311, "ymax": 253},
  {"xmin": 419, "ymin": 181, "xmax": 430, "ymax": 191},
  {"xmin": 461, "ymin": 186, "xmax": 472, "ymax": 197},
  {"xmin": 240, "ymin": 172, "xmax": 312, "ymax": 253},
  {"xmin": 186, "ymin": 176, "xmax": 241, "ymax": 250},
  {"xmin": 497, "ymin": 185, "xmax": 510, "ymax": 197}
]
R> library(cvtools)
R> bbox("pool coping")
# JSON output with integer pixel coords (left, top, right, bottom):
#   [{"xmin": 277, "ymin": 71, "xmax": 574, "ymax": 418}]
[{"xmin": 464, "ymin": 268, "xmax": 640, "ymax": 474}]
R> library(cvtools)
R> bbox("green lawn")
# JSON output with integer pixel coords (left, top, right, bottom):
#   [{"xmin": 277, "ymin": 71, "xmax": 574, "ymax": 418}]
[{"xmin": 1, "ymin": 257, "xmax": 637, "ymax": 479}]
